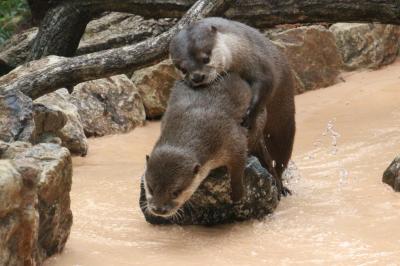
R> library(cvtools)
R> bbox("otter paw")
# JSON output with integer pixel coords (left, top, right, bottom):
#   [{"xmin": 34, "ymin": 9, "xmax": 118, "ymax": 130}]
[{"xmin": 281, "ymin": 186, "xmax": 292, "ymax": 197}]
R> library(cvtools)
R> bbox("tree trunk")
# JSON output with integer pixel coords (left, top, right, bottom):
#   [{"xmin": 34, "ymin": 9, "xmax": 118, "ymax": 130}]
[
  {"xmin": 27, "ymin": 4, "xmax": 92, "ymax": 61},
  {"xmin": 1, "ymin": 0, "xmax": 233, "ymax": 99}
]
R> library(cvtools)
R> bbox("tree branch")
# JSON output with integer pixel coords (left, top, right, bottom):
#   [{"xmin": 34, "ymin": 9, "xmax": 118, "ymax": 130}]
[{"xmin": 1, "ymin": 0, "xmax": 233, "ymax": 99}]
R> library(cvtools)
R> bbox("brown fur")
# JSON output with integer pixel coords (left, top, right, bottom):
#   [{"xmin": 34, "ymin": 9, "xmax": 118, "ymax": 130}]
[
  {"xmin": 145, "ymin": 74, "xmax": 256, "ymax": 217},
  {"xmin": 170, "ymin": 17, "xmax": 296, "ymax": 195}
]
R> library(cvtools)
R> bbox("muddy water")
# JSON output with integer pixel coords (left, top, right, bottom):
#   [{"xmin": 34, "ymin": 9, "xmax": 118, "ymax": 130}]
[{"xmin": 46, "ymin": 62, "xmax": 400, "ymax": 266}]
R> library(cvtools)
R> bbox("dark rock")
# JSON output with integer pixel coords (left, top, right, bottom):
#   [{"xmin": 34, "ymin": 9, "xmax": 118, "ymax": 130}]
[
  {"xmin": 0, "ymin": 89, "xmax": 35, "ymax": 143},
  {"xmin": 383, "ymin": 156, "xmax": 400, "ymax": 192},
  {"xmin": 139, "ymin": 156, "xmax": 279, "ymax": 225}
]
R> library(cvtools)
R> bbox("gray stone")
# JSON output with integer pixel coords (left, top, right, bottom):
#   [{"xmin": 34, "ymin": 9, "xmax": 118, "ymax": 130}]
[
  {"xmin": 35, "ymin": 89, "xmax": 88, "ymax": 156},
  {"xmin": 71, "ymin": 75, "xmax": 146, "ymax": 137},
  {"xmin": 140, "ymin": 156, "xmax": 279, "ymax": 225},
  {"xmin": 0, "ymin": 89, "xmax": 35, "ymax": 143},
  {"xmin": 383, "ymin": 156, "xmax": 400, "ymax": 192},
  {"xmin": 330, "ymin": 23, "xmax": 400, "ymax": 70},
  {"xmin": 0, "ymin": 28, "xmax": 38, "ymax": 69}
]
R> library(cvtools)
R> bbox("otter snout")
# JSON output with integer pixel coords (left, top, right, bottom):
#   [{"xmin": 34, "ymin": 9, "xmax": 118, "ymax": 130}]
[
  {"xmin": 190, "ymin": 72, "xmax": 206, "ymax": 85},
  {"xmin": 148, "ymin": 201, "xmax": 177, "ymax": 217}
]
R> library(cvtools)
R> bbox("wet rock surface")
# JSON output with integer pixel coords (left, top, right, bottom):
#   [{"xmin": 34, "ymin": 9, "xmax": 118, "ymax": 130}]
[
  {"xmin": 140, "ymin": 156, "xmax": 279, "ymax": 225},
  {"xmin": 330, "ymin": 23, "xmax": 400, "ymax": 70},
  {"xmin": 383, "ymin": 156, "xmax": 400, "ymax": 192},
  {"xmin": 71, "ymin": 75, "xmax": 146, "ymax": 137},
  {"xmin": 269, "ymin": 25, "xmax": 343, "ymax": 92},
  {"xmin": 35, "ymin": 89, "xmax": 88, "ymax": 156},
  {"xmin": 131, "ymin": 59, "xmax": 179, "ymax": 118},
  {"xmin": 0, "ymin": 141, "xmax": 73, "ymax": 264}
]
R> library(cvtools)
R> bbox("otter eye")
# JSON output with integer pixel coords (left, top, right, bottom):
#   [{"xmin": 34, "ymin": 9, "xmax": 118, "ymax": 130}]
[
  {"xmin": 172, "ymin": 189, "xmax": 182, "ymax": 199},
  {"xmin": 202, "ymin": 57, "xmax": 210, "ymax": 64},
  {"xmin": 177, "ymin": 66, "xmax": 187, "ymax": 75}
]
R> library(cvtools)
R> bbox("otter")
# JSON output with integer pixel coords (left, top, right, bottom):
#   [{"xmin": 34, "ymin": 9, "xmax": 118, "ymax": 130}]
[
  {"xmin": 144, "ymin": 74, "xmax": 269, "ymax": 217},
  {"xmin": 169, "ymin": 17, "xmax": 296, "ymax": 195}
]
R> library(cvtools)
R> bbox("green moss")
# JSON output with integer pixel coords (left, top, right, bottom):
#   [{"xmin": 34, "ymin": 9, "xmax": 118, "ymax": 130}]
[{"xmin": 0, "ymin": 0, "xmax": 30, "ymax": 45}]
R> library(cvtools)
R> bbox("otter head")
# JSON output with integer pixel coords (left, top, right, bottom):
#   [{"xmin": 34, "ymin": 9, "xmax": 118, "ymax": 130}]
[
  {"xmin": 144, "ymin": 146, "xmax": 201, "ymax": 217},
  {"xmin": 169, "ymin": 21, "xmax": 232, "ymax": 87}
]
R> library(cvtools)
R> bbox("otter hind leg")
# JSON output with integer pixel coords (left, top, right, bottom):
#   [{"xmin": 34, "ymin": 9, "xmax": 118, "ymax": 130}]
[{"xmin": 265, "ymin": 118, "xmax": 295, "ymax": 197}]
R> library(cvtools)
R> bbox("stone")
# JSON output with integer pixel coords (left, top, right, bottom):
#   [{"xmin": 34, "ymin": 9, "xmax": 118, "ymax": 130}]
[
  {"xmin": 0, "ymin": 160, "xmax": 39, "ymax": 266},
  {"xmin": 0, "ymin": 89, "xmax": 35, "ymax": 143},
  {"xmin": 0, "ymin": 27, "xmax": 38, "ymax": 70},
  {"xmin": 0, "ymin": 141, "xmax": 73, "ymax": 264},
  {"xmin": 269, "ymin": 25, "xmax": 343, "ymax": 92},
  {"xmin": 139, "ymin": 156, "xmax": 279, "ymax": 225},
  {"xmin": 131, "ymin": 59, "xmax": 179, "ymax": 118},
  {"xmin": 35, "ymin": 89, "xmax": 88, "ymax": 156},
  {"xmin": 330, "ymin": 23, "xmax": 400, "ymax": 70},
  {"xmin": 383, "ymin": 156, "xmax": 400, "ymax": 192},
  {"xmin": 71, "ymin": 75, "xmax": 146, "ymax": 137}
]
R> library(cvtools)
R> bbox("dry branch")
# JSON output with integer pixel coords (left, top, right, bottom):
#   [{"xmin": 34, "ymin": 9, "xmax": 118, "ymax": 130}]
[{"xmin": 0, "ymin": 0, "xmax": 233, "ymax": 99}]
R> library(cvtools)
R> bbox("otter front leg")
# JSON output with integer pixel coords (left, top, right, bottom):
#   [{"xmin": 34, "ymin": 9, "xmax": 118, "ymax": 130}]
[{"xmin": 242, "ymin": 77, "xmax": 272, "ymax": 129}]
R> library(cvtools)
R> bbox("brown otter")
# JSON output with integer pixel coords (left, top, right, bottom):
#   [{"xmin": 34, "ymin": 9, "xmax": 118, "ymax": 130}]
[
  {"xmin": 169, "ymin": 17, "xmax": 296, "ymax": 195},
  {"xmin": 144, "ymin": 74, "xmax": 268, "ymax": 217}
]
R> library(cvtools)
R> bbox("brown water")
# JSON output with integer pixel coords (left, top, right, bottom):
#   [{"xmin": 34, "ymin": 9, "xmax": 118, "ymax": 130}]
[{"xmin": 46, "ymin": 62, "xmax": 400, "ymax": 266}]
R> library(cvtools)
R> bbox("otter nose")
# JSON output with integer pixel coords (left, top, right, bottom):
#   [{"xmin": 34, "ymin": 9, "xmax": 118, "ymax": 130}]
[
  {"xmin": 150, "ymin": 206, "xmax": 170, "ymax": 215},
  {"xmin": 191, "ymin": 73, "xmax": 205, "ymax": 84}
]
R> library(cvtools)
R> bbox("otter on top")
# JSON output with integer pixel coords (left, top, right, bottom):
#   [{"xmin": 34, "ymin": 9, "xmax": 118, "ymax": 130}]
[{"xmin": 169, "ymin": 17, "xmax": 296, "ymax": 196}]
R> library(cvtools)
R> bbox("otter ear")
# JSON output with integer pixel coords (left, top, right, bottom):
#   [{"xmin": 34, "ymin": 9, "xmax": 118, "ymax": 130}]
[
  {"xmin": 146, "ymin": 155, "xmax": 150, "ymax": 163},
  {"xmin": 193, "ymin": 164, "xmax": 200, "ymax": 175},
  {"xmin": 210, "ymin": 25, "xmax": 217, "ymax": 33}
]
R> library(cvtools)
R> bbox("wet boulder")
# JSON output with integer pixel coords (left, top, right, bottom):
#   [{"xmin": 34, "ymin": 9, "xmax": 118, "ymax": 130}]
[
  {"xmin": 0, "ymin": 141, "xmax": 73, "ymax": 264},
  {"xmin": 330, "ymin": 23, "xmax": 400, "ymax": 70},
  {"xmin": 131, "ymin": 59, "xmax": 180, "ymax": 119},
  {"xmin": 35, "ymin": 89, "xmax": 88, "ymax": 156},
  {"xmin": 269, "ymin": 25, "xmax": 343, "ymax": 93},
  {"xmin": 139, "ymin": 156, "xmax": 279, "ymax": 225},
  {"xmin": 71, "ymin": 75, "xmax": 146, "ymax": 137},
  {"xmin": 383, "ymin": 156, "xmax": 400, "ymax": 192}
]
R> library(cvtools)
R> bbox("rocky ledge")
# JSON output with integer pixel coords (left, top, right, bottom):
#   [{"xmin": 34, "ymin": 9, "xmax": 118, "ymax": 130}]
[{"xmin": 139, "ymin": 156, "xmax": 279, "ymax": 225}]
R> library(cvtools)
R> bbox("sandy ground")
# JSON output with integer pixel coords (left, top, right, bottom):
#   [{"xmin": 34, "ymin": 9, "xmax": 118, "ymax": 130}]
[{"xmin": 45, "ymin": 61, "xmax": 400, "ymax": 266}]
